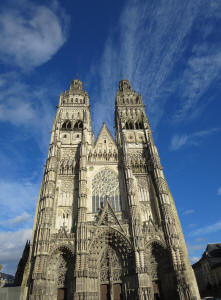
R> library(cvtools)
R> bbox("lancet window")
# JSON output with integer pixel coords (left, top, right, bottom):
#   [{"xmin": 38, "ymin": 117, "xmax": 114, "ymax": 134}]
[
  {"xmin": 92, "ymin": 168, "xmax": 122, "ymax": 213},
  {"xmin": 61, "ymin": 120, "xmax": 72, "ymax": 130},
  {"xmin": 73, "ymin": 120, "xmax": 83, "ymax": 129},
  {"xmin": 125, "ymin": 120, "xmax": 144, "ymax": 130}
]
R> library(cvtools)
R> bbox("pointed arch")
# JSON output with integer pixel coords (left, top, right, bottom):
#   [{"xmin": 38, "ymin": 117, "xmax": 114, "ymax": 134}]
[
  {"xmin": 87, "ymin": 227, "xmax": 134, "ymax": 299},
  {"xmin": 128, "ymin": 121, "xmax": 134, "ymax": 129},
  {"xmin": 73, "ymin": 120, "xmax": 83, "ymax": 129},
  {"xmin": 46, "ymin": 245, "xmax": 75, "ymax": 299},
  {"xmin": 144, "ymin": 240, "xmax": 179, "ymax": 300},
  {"xmin": 138, "ymin": 121, "xmax": 143, "ymax": 129},
  {"xmin": 61, "ymin": 120, "xmax": 72, "ymax": 130},
  {"xmin": 88, "ymin": 227, "xmax": 133, "ymax": 275},
  {"xmin": 134, "ymin": 121, "xmax": 139, "ymax": 129}
]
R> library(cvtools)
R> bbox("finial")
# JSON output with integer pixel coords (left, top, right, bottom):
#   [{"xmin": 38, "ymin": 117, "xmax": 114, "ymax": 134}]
[
  {"xmin": 119, "ymin": 79, "xmax": 131, "ymax": 91},
  {"xmin": 70, "ymin": 79, "xmax": 83, "ymax": 91}
]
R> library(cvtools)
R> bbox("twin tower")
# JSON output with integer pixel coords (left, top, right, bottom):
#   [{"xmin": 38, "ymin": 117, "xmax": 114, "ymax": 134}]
[{"xmin": 16, "ymin": 80, "xmax": 200, "ymax": 300}]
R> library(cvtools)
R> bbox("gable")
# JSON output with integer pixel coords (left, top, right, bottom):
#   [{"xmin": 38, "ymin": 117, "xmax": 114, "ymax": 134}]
[
  {"xmin": 97, "ymin": 201, "xmax": 126, "ymax": 234},
  {"xmin": 94, "ymin": 123, "xmax": 117, "ymax": 151}
]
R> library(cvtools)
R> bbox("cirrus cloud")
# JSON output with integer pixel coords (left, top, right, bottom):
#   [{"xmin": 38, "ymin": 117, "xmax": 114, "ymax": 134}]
[
  {"xmin": 170, "ymin": 128, "xmax": 219, "ymax": 151},
  {"xmin": 189, "ymin": 220, "xmax": 221, "ymax": 237}
]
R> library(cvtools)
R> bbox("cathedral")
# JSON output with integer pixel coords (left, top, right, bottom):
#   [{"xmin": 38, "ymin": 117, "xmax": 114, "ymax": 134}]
[{"xmin": 15, "ymin": 79, "xmax": 200, "ymax": 300}]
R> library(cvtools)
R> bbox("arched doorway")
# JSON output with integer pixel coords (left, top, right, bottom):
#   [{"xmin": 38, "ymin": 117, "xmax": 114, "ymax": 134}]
[
  {"xmin": 47, "ymin": 246, "xmax": 74, "ymax": 300},
  {"xmin": 100, "ymin": 246, "xmax": 123, "ymax": 300},
  {"xmin": 88, "ymin": 228, "xmax": 134, "ymax": 300},
  {"xmin": 145, "ymin": 241, "xmax": 179, "ymax": 300}
]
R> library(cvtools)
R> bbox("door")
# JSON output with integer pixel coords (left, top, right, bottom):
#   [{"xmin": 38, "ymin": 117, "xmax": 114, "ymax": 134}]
[
  {"xmin": 57, "ymin": 288, "xmax": 66, "ymax": 300},
  {"xmin": 113, "ymin": 283, "xmax": 122, "ymax": 300},
  {"xmin": 100, "ymin": 284, "xmax": 111, "ymax": 300},
  {"xmin": 153, "ymin": 280, "xmax": 160, "ymax": 300}
]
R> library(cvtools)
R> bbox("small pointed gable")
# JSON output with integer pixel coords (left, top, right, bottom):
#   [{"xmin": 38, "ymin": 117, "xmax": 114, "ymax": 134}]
[
  {"xmin": 95, "ymin": 123, "xmax": 116, "ymax": 150},
  {"xmin": 97, "ymin": 201, "xmax": 126, "ymax": 234}
]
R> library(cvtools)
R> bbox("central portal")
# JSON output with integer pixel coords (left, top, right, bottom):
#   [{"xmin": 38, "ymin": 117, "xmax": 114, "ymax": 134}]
[{"xmin": 99, "ymin": 247, "xmax": 123, "ymax": 300}]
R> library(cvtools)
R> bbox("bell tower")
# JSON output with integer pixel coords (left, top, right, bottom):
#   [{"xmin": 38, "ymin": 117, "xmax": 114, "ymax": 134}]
[
  {"xmin": 115, "ymin": 79, "xmax": 200, "ymax": 299},
  {"xmin": 23, "ymin": 79, "xmax": 94, "ymax": 300}
]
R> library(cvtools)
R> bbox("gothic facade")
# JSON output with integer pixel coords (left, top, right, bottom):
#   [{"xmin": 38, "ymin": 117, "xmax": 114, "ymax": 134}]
[{"xmin": 17, "ymin": 79, "xmax": 200, "ymax": 300}]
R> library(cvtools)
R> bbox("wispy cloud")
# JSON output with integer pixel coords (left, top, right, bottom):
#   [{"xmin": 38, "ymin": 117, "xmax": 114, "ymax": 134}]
[
  {"xmin": 0, "ymin": 72, "xmax": 57, "ymax": 153},
  {"xmin": 0, "ymin": 0, "xmax": 69, "ymax": 70},
  {"xmin": 189, "ymin": 220, "xmax": 221, "ymax": 237},
  {"xmin": 170, "ymin": 128, "xmax": 219, "ymax": 151},
  {"xmin": 188, "ymin": 224, "xmax": 197, "ymax": 228},
  {"xmin": 0, "ymin": 228, "xmax": 32, "ymax": 274},
  {"xmin": 0, "ymin": 179, "xmax": 38, "ymax": 228},
  {"xmin": 182, "ymin": 209, "xmax": 195, "ymax": 216},
  {"xmin": 89, "ymin": 0, "xmax": 202, "ymax": 132},
  {"xmin": 1, "ymin": 212, "xmax": 32, "ymax": 227},
  {"xmin": 190, "ymin": 256, "xmax": 200, "ymax": 263},
  {"xmin": 173, "ymin": 45, "xmax": 221, "ymax": 122},
  {"xmin": 89, "ymin": 0, "xmax": 221, "ymax": 132},
  {"xmin": 217, "ymin": 187, "xmax": 221, "ymax": 195},
  {"xmin": 187, "ymin": 244, "xmax": 205, "ymax": 253},
  {"xmin": 195, "ymin": 237, "xmax": 205, "ymax": 243}
]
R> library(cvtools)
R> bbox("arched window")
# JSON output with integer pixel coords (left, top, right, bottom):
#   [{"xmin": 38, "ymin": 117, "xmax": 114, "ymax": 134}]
[
  {"xmin": 61, "ymin": 120, "xmax": 72, "ymax": 130},
  {"xmin": 73, "ymin": 120, "xmax": 83, "ymax": 130},
  {"xmin": 92, "ymin": 168, "xmax": 122, "ymax": 213},
  {"xmin": 129, "ymin": 121, "xmax": 133, "ymax": 129},
  {"xmin": 138, "ymin": 122, "xmax": 143, "ymax": 129}
]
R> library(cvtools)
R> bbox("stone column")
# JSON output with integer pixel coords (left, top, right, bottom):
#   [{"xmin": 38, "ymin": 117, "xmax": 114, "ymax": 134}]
[
  {"xmin": 28, "ymin": 139, "xmax": 59, "ymax": 300},
  {"xmin": 120, "ymin": 131, "xmax": 153, "ymax": 300},
  {"xmin": 74, "ymin": 128, "xmax": 92, "ymax": 300}
]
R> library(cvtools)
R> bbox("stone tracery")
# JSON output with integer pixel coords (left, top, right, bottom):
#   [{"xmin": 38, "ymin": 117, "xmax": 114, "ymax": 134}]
[
  {"xmin": 92, "ymin": 168, "xmax": 122, "ymax": 213},
  {"xmin": 88, "ymin": 228, "xmax": 133, "ymax": 278}
]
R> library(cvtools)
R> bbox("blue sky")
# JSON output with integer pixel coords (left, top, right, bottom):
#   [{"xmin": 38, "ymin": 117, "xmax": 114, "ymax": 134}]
[{"xmin": 0, "ymin": 0, "xmax": 221, "ymax": 275}]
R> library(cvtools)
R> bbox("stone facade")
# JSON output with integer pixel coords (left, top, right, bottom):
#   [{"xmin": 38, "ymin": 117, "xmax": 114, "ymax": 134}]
[
  {"xmin": 193, "ymin": 243, "xmax": 221, "ymax": 299},
  {"xmin": 16, "ymin": 79, "xmax": 200, "ymax": 300}
]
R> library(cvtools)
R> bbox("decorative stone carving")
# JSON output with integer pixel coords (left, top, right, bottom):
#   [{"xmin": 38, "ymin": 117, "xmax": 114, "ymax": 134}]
[
  {"xmin": 128, "ymin": 150, "xmax": 148, "ymax": 173},
  {"xmin": 100, "ymin": 247, "xmax": 122, "ymax": 284},
  {"xmin": 92, "ymin": 168, "xmax": 121, "ymax": 213},
  {"xmin": 59, "ymin": 159, "xmax": 75, "ymax": 175},
  {"xmin": 58, "ymin": 191, "xmax": 73, "ymax": 206},
  {"xmin": 156, "ymin": 177, "xmax": 169, "ymax": 195}
]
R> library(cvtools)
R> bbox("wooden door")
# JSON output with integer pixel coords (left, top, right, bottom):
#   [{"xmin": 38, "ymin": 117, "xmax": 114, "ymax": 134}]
[
  {"xmin": 100, "ymin": 284, "xmax": 111, "ymax": 300},
  {"xmin": 113, "ymin": 283, "xmax": 122, "ymax": 300},
  {"xmin": 57, "ymin": 288, "xmax": 66, "ymax": 300}
]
